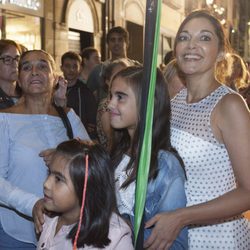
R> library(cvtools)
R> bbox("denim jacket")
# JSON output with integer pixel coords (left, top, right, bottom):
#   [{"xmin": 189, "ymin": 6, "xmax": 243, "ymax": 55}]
[{"xmin": 117, "ymin": 150, "xmax": 188, "ymax": 249}]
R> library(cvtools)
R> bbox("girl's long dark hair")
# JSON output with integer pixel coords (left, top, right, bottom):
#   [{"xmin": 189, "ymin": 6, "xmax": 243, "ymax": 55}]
[
  {"xmin": 110, "ymin": 66, "xmax": 185, "ymax": 188},
  {"xmin": 55, "ymin": 139, "xmax": 116, "ymax": 248}
]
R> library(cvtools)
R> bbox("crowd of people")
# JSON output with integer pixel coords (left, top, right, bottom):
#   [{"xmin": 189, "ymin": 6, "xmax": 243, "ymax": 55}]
[{"xmin": 0, "ymin": 9, "xmax": 249, "ymax": 250}]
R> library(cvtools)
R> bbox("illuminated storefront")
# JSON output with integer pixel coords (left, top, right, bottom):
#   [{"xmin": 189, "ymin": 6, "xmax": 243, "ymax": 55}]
[{"xmin": 0, "ymin": 0, "xmax": 43, "ymax": 50}]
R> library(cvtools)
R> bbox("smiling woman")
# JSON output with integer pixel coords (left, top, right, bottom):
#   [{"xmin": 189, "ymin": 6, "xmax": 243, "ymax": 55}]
[
  {"xmin": 144, "ymin": 10, "xmax": 250, "ymax": 250},
  {"xmin": 0, "ymin": 50, "xmax": 89, "ymax": 249}
]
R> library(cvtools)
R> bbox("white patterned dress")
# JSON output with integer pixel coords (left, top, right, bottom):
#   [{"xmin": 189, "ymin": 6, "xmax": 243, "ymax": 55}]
[{"xmin": 171, "ymin": 86, "xmax": 250, "ymax": 249}]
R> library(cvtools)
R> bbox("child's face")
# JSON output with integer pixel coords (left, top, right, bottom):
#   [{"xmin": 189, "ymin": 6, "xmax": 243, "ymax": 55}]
[
  {"xmin": 60, "ymin": 58, "xmax": 81, "ymax": 84},
  {"xmin": 108, "ymin": 76, "xmax": 138, "ymax": 139},
  {"xmin": 43, "ymin": 154, "xmax": 80, "ymax": 224}
]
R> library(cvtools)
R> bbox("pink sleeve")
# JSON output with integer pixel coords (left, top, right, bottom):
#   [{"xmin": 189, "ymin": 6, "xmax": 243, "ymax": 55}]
[
  {"xmin": 107, "ymin": 214, "xmax": 134, "ymax": 250},
  {"xmin": 112, "ymin": 230, "xmax": 134, "ymax": 250}
]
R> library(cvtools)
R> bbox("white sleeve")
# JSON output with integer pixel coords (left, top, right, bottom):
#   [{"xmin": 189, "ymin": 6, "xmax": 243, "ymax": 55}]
[
  {"xmin": 68, "ymin": 109, "xmax": 90, "ymax": 140},
  {"xmin": 0, "ymin": 177, "xmax": 39, "ymax": 217}
]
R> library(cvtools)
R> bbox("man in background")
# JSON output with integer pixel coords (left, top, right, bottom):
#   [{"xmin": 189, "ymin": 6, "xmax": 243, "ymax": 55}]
[{"xmin": 87, "ymin": 26, "xmax": 140, "ymax": 103}]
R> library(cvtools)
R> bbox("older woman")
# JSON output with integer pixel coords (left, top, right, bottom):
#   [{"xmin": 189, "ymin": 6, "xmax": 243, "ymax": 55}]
[{"xmin": 0, "ymin": 50, "xmax": 89, "ymax": 249}]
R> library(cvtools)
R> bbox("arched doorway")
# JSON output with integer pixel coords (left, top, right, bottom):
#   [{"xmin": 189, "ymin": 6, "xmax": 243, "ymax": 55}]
[{"xmin": 67, "ymin": 0, "xmax": 95, "ymax": 52}]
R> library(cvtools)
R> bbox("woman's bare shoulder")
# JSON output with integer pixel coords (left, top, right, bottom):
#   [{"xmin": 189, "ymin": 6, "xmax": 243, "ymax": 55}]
[{"xmin": 216, "ymin": 92, "xmax": 248, "ymax": 116}]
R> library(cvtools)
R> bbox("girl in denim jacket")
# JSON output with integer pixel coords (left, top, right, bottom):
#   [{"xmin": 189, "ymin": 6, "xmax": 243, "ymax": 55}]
[{"xmin": 108, "ymin": 66, "xmax": 188, "ymax": 249}]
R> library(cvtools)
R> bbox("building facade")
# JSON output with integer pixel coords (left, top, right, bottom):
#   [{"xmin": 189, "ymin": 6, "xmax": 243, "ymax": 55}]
[
  {"xmin": 185, "ymin": 0, "xmax": 250, "ymax": 61},
  {"xmin": 0, "ymin": 0, "xmax": 248, "ymax": 70},
  {"xmin": 0, "ymin": 0, "xmax": 186, "ymax": 68},
  {"xmin": 0, "ymin": 0, "xmax": 44, "ymax": 50},
  {"xmin": 46, "ymin": 0, "xmax": 186, "ymax": 66}
]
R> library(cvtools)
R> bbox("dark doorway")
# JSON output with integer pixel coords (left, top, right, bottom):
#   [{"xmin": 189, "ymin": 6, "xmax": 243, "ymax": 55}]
[
  {"xmin": 126, "ymin": 21, "xmax": 143, "ymax": 63},
  {"xmin": 68, "ymin": 28, "xmax": 94, "ymax": 53}
]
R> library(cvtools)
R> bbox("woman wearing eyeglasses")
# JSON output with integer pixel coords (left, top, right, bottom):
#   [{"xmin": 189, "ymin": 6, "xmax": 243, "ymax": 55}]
[{"xmin": 0, "ymin": 39, "xmax": 22, "ymax": 109}]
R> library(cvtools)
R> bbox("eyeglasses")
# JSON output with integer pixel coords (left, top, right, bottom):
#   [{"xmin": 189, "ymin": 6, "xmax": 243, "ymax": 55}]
[{"xmin": 0, "ymin": 55, "xmax": 20, "ymax": 65}]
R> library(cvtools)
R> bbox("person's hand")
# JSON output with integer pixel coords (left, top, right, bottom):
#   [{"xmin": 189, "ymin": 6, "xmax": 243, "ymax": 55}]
[
  {"xmin": 32, "ymin": 199, "xmax": 45, "ymax": 234},
  {"xmin": 53, "ymin": 75, "xmax": 67, "ymax": 107},
  {"xmin": 144, "ymin": 211, "xmax": 183, "ymax": 250},
  {"xmin": 39, "ymin": 148, "xmax": 55, "ymax": 167}
]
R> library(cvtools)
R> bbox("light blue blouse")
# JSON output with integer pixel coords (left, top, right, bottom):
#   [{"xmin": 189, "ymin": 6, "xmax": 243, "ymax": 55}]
[{"xmin": 0, "ymin": 109, "xmax": 89, "ymax": 245}]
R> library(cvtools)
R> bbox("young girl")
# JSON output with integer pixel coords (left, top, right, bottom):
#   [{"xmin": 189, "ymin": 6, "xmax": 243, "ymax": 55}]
[
  {"xmin": 97, "ymin": 58, "xmax": 132, "ymax": 150},
  {"xmin": 108, "ymin": 66, "xmax": 188, "ymax": 249},
  {"xmin": 37, "ymin": 139, "xmax": 133, "ymax": 250}
]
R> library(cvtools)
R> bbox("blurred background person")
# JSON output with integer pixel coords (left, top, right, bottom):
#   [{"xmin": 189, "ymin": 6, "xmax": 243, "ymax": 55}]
[
  {"xmin": 163, "ymin": 59, "xmax": 185, "ymax": 99},
  {"xmin": 79, "ymin": 47, "xmax": 101, "ymax": 84},
  {"xmin": 87, "ymin": 26, "xmax": 139, "ymax": 104},
  {"xmin": 160, "ymin": 50, "xmax": 174, "ymax": 70},
  {"xmin": 0, "ymin": 39, "xmax": 22, "ymax": 109},
  {"xmin": 216, "ymin": 53, "xmax": 249, "ymax": 91}
]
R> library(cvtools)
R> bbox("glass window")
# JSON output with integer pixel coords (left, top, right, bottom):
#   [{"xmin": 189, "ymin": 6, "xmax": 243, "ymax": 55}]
[{"xmin": 0, "ymin": 9, "xmax": 41, "ymax": 50}]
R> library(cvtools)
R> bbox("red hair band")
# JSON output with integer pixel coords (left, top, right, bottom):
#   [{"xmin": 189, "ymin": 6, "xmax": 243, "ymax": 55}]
[{"xmin": 73, "ymin": 154, "xmax": 89, "ymax": 250}]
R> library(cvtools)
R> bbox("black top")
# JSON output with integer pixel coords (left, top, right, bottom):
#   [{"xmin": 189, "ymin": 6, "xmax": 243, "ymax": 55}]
[
  {"xmin": 0, "ymin": 87, "xmax": 21, "ymax": 110},
  {"xmin": 67, "ymin": 79, "xmax": 98, "ymax": 140}
]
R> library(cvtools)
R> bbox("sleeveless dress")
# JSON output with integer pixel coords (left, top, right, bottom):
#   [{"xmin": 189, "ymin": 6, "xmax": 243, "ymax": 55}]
[{"xmin": 171, "ymin": 86, "xmax": 250, "ymax": 249}]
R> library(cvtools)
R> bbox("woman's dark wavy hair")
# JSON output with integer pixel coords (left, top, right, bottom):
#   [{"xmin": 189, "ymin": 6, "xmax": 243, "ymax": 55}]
[
  {"xmin": 110, "ymin": 66, "xmax": 185, "ymax": 187},
  {"xmin": 54, "ymin": 139, "xmax": 116, "ymax": 248}
]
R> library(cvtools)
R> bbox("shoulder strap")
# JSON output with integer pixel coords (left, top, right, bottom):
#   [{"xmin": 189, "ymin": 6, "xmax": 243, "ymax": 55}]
[{"xmin": 53, "ymin": 103, "xmax": 73, "ymax": 139}]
